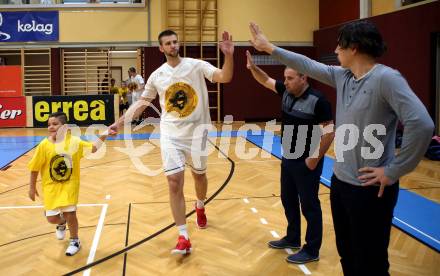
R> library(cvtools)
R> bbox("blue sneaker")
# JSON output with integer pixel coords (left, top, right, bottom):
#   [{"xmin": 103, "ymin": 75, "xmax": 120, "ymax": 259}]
[
  {"xmin": 268, "ymin": 237, "xmax": 300, "ymax": 249},
  {"xmin": 286, "ymin": 249, "xmax": 319, "ymax": 264}
]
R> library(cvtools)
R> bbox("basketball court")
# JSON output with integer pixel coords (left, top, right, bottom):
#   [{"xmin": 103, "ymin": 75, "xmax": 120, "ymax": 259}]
[{"xmin": 0, "ymin": 124, "xmax": 439, "ymax": 275}]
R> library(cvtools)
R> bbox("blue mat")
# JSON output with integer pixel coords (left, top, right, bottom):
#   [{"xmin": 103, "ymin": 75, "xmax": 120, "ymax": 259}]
[
  {"xmin": 245, "ymin": 133, "xmax": 440, "ymax": 252},
  {"xmin": 0, "ymin": 131, "xmax": 249, "ymax": 170},
  {"xmin": 0, "ymin": 136, "xmax": 45, "ymax": 169}
]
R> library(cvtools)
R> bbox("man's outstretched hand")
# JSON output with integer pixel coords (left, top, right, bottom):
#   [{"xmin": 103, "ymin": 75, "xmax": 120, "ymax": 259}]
[
  {"xmin": 219, "ymin": 31, "xmax": 234, "ymax": 56},
  {"xmin": 249, "ymin": 22, "xmax": 275, "ymax": 54},
  {"xmin": 108, "ymin": 123, "xmax": 119, "ymax": 136}
]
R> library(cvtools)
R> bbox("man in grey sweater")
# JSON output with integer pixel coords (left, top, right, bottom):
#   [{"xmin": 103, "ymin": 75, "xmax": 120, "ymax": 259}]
[{"xmin": 249, "ymin": 20, "xmax": 434, "ymax": 275}]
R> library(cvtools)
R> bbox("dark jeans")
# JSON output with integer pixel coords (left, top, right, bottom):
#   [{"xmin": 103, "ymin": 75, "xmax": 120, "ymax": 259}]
[
  {"xmin": 330, "ymin": 174, "xmax": 399, "ymax": 276},
  {"xmin": 281, "ymin": 157, "xmax": 323, "ymax": 257}
]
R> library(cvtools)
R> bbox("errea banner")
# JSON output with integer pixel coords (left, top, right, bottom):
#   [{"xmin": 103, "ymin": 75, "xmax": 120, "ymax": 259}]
[
  {"xmin": 0, "ymin": 11, "xmax": 59, "ymax": 42},
  {"xmin": 32, "ymin": 95, "xmax": 115, "ymax": 127}
]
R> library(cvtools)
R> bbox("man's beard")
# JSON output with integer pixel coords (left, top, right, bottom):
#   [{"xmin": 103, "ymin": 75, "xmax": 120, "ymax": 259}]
[{"xmin": 166, "ymin": 49, "xmax": 179, "ymax": 58}]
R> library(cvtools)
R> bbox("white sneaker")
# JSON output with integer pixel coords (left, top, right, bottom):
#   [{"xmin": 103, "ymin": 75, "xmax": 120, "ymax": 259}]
[
  {"xmin": 65, "ymin": 239, "xmax": 81, "ymax": 256},
  {"xmin": 55, "ymin": 223, "xmax": 66, "ymax": 240}
]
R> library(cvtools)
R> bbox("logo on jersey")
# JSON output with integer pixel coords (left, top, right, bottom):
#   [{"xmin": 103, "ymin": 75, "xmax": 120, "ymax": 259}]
[
  {"xmin": 165, "ymin": 82, "xmax": 198, "ymax": 118},
  {"xmin": 49, "ymin": 154, "xmax": 72, "ymax": 182}
]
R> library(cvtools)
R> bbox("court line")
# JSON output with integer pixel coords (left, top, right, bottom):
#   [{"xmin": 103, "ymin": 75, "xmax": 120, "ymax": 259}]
[
  {"xmin": 0, "ymin": 223, "xmax": 124, "ymax": 248},
  {"xmin": 299, "ymin": 264, "xmax": 312, "ymax": 275},
  {"xmin": 0, "ymin": 184, "xmax": 29, "ymax": 195},
  {"xmin": 83, "ymin": 204, "xmax": 108, "ymax": 276},
  {"xmin": 270, "ymin": 230, "xmax": 280, "ymax": 238},
  {"xmin": 122, "ymin": 203, "xmax": 132, "ymax": 276},
  {"xmin": 241, "ymin": 193, "xmax": 311, "ymax": 275},
  {"xmin": 393, "ymin": 217, "xmax": 440, "ymax": 245},
  {"xmin": 243, "ymin": 205, "xmax": 311, "ymax": 275}
]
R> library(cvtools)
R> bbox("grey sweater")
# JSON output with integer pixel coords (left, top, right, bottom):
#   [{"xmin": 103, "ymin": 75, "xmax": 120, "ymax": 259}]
[{"xmin": 272, "ymin": 47, "xmax": 434, "ymax": 186}]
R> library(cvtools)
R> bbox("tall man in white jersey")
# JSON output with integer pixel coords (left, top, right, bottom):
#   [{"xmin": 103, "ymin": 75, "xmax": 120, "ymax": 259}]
[{"xmin": 109, "ymin": 29, "xmax": 234, "ymax": 254}]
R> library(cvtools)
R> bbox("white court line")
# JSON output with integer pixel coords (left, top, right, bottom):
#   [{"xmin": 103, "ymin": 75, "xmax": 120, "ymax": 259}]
[
  {"xmin": 105, "ymin": 195, "xmax": 111, "ymax": 200},
  {"xmin": 270, "ymin": 230, "xmax": 280, "ymax": 238},
  {"xmin": 284, "ymin": 249, "xmax": 311, "ymax": 275},
  {"xmin": 320, "ymin": 176, "xmax": 331, "ymax": 184},
  {"xmin": 243, "ymin": 198, "xmax": 250, "ymax": 204},
  {"xmin": 260, "ymin": 218, "xmax": 268, "ymax": 225},
  {"xmin": 83, "ymin": 203, "xmax": 108, "ymax": 276},
  {"xmin": 250, "ymin": 207, "xmax": 258, "ymax": 213},
  {"xmin": 393, "ymin": 217, "xmax": 440, "ymax": 245},
  {"xmin": 298, "ymin": 264, "xmax": 312, "ymax": 275}
]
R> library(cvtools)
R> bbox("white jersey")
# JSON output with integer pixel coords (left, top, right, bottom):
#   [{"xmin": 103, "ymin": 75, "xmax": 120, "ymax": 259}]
[
  {"xmin": 131, "ymin": 74, "xmax": 145, "ymax": 103},
  {"xmin": 142, "ymin": 58, "xmax": 217, "ymax": 139}
]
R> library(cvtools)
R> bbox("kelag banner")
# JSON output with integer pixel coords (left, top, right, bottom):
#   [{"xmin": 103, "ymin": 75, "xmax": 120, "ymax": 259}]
[
  {"xmin": 32, "ymin": 95, "xmax": 115, "ymax": 127},
  {"xmin": 0, "ymin": 11, "xmax": 59, "ymax": 42}
]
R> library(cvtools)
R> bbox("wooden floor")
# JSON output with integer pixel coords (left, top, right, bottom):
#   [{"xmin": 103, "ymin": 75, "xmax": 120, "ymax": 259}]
[{"xmin": 0, "ymin": 125, "xmax": 439, "ymax": 275}]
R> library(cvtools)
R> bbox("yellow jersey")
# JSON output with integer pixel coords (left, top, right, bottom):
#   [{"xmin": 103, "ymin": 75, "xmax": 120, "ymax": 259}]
[
  {"xmin": 28, "ymin": 135, "xmax": 93, "ymax": 210},
  {"xmin": 118, "ymin": 87, "xmax": 129, "ymax": 104}
]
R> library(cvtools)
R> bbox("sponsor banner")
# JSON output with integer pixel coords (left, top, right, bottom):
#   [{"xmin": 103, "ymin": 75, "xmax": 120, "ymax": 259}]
[
  {"xmin": 0, "ymin": 11, "xmax": 59, "ymax": 42},
  {"xmin": 32, "ymin": 95, "xmax": 115, "ymax": 127},
  {"xmin": 0, "ymin": 66, "xmax": 22, "ymax": 97},
  {"xmin": 0, "ymin": 97, "xmax": 26, "ymax": 127}
]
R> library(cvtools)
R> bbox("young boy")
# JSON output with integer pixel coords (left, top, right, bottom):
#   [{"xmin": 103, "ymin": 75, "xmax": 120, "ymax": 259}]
[{"xmin": 28, "ymin": 111, "xmax": 108, "ymax": 256}]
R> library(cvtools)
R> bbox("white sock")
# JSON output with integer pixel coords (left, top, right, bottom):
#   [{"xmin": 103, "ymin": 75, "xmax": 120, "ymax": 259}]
[
  {"xmin": 196, "ymin": 199, "xmax": 204, "ymax": 209},
  {"xmin": 177, "ymin": 224, "xmax": 189, "ymax": 239}
]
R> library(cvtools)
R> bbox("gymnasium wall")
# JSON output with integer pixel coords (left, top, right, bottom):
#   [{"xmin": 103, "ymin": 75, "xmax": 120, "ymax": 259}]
[
  {"xmin": 319, "ymin": 0, "xmax": 359, "ymax": 28},
  {"xmin": 59, "ymin": 10, "xmax": 150, "ymax": 43},
  {"xmin": 56, "ymin": 0, "xmax": 318, "ymax": 43},
  {"xmin": 371, "ymin": 0, "xmax": 396, "ymax": 16},
  {"xmin": 313, "ymin": 0, "xmax": 440, "ymax": 119},
  {"xmin": 218, "ymin": 0, "xmax": 318, "ymax": 43},
  {"xmin": 371, "ymin": 0, "xmax": 437, "ymax": 16}
]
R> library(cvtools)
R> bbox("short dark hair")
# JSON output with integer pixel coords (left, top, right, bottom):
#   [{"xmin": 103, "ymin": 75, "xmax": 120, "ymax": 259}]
[
  {"xmin": 337, "ymin": 20, "xmax": 387, "ymax": 58},
  {"xmin": 49, "ymin": 111, "xmax": 67, "ymax": 124},
  {"xmin": 128, "ymin": 67, "xmax": 136, "ymax": 73},
  {"xmin": 158, "ymin": 29, "xmax": 178, "ymax": 45},
  {"xmin": 284, "ymin": 66, "xmax": 305, "ymax": 77}
]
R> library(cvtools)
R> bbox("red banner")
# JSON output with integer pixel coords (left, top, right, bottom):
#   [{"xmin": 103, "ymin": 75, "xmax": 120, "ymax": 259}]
[
  {"xmin": 0, "ymin": 97, "xmax": 26, "ymax": 127},
  {"xmin": 0, "ymin": 66, "xmax": 22, "ymax": 97}
]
